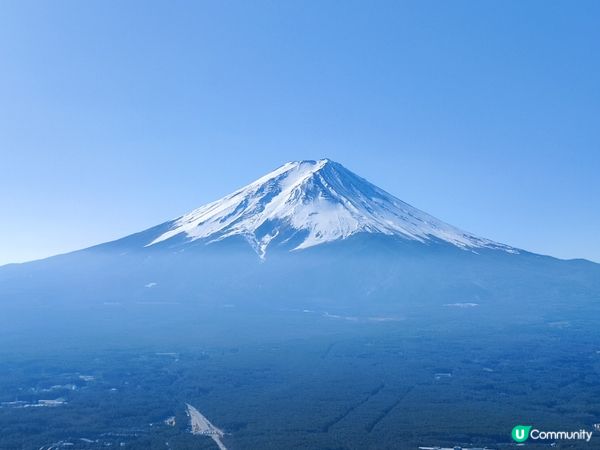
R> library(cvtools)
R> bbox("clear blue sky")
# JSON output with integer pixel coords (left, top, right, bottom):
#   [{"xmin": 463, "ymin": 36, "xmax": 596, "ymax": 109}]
[{"xmin": 1, "ymin": 0, "xmax": 599, "ymax": 265}]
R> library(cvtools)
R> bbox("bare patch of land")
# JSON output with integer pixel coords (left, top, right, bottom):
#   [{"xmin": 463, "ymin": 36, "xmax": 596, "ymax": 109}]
[{"xmin": 186, "ymin": 403, "xmax": 227, "ymax": 450}]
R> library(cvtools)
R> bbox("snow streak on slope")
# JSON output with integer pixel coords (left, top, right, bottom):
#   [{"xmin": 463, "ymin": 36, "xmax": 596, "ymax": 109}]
[{"xmin": 147, "ymin": 159, "xmax": 516, "ymax": 257}]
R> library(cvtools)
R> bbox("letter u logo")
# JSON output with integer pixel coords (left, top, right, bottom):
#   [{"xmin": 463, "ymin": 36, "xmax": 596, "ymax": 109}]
[
  {"xmin": 512, "ymin": 425, "xmax": 532, "ymax": 443},
  {"xmin": 515, "ymin": 429, "xmax": 525, "ymax": 439}
]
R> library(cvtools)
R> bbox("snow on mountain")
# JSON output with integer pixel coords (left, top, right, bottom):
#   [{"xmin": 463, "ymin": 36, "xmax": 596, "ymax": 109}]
[{"xmin": 147, "ymin": 159, "xmax": 517, "ymax": 258}]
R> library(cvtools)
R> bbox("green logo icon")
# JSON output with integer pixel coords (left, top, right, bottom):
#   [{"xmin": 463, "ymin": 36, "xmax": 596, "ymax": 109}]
[{"xmin": 512, "ymin": 425, "xmax": 532, "ymax": 443}]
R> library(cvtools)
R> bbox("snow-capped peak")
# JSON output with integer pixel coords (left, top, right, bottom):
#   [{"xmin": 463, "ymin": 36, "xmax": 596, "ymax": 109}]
[{"xmin": 147, "ymin": 159, "xmax": 516, "ymax": 257}]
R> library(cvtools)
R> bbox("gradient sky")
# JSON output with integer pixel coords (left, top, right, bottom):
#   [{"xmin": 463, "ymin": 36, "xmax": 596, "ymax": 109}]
[{"xmin": 1, "ymin": 0, "xmax": 599, "ymax": 265}]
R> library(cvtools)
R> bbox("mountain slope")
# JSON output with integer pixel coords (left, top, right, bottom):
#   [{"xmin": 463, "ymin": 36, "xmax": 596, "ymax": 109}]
[
  {"xmin": 1, "ymin": 158, "xmax": 599, "ymax": 350},
  {"xmin": 142, "ymin": 159, "xmax": 517, "ymax": 258}
]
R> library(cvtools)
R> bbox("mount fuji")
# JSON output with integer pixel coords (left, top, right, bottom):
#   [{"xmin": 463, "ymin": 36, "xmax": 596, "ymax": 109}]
[
  {"xmin": 1, "ymin": 158, "xmax": 599, "ymax": 350},
  {"xmin": 118, "ymin": 159, "xmax": 517, "ymax": 258}
]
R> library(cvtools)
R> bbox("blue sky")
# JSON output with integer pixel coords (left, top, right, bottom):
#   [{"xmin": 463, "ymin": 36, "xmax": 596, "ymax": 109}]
[{"xmin": 1, "ymin": 0, "xmax": 599, "ymax": 264}]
